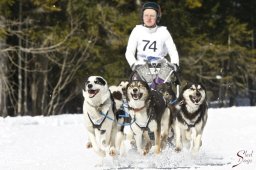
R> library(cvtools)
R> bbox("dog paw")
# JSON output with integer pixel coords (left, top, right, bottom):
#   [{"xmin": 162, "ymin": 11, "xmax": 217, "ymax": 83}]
[
  {"xmin": 138, "ymin": 149, "xmax": 145, "ymax": 155},
  {"xmin": 154, "ymin": 145, "xmax": 161, "ymax": 154},
  {"xmin": 191, "ymin": 149, "xmax": 199, "ymax": 156},
  {"xmin": 109, "ymin": 147, "xmax": 116, "ymax": 157},
  {"xmin": 96, "ymin": 149, "xmax": 106, "ymax": 157},
  {"xmin": 145, "ymin": 141, "xmax": 152, "ymax": 151},
  {"xmin": 175, "ymin": 147, "xmax": 181, "ymax": 152},
  {"xmin": 143, "ymin": 149, "xmax": 149, "ymax": 155},
  {"xmin": 86, "ymin": 142, "xmax": 92, "ymax": 149}
]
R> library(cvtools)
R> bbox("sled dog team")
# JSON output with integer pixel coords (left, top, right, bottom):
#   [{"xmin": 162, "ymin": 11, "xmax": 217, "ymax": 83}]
[{"xmin": 82, "ymin": 76, "xmax": 208, "ymax": 157}]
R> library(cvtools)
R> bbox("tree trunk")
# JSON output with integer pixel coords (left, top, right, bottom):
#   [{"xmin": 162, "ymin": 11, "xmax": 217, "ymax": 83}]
[
  {"xmin": 41, "ymin": 58, "xmax": 49, "ymax": 115},
  {"xmin": 0, "ymin": 36, "xmax": 8, "ymax": 117},
  {"xmin": 17, "ymin": 0, "xmax": 23, "ymax": 115}
]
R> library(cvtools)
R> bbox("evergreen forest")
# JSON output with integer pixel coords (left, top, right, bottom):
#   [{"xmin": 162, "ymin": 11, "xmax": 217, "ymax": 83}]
[{"xmin": 0, "ymin": 0, "xmax": 255, "ymax": 116}]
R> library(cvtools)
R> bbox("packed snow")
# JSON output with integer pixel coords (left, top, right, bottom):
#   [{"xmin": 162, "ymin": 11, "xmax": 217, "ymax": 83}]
[{"xmin": 0, "ymin": 107, "xmax": 255, "ymax": 170}]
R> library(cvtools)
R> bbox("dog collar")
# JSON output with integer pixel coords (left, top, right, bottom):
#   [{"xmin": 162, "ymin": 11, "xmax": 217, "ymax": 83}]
[
  {"xmin": 87, "ymin": 101, "xmax": 106, "ymax": 111},
  {"xmin": 128, "ymin": 105, "xmax": 146, "ymax": 112}
]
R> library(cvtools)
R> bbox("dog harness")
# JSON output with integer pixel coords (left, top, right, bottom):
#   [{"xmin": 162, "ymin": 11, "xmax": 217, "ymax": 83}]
[
  {"xmin": 177, "ymin": 102, "xmax": 205, "ymax": 128},
  {"xmin": 87, "ymin": 111, "xmax": 108, "ymax": 130},
  {"xmin": 134, "ymin": 114, "xmax": 152, "ymax": 132},
  {"xmin": 128, "ymin": 104, "xmax": 151, "ymax": 131}
]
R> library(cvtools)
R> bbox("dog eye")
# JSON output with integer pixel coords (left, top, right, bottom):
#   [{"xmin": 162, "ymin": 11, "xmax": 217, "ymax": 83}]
[
  {"xmin": 190, "ymin": 87, "xmax": 195, "ymax": 91},
  {"xmin": 94, "ymin": 80, "xmax": 99, "ymax": 84}
]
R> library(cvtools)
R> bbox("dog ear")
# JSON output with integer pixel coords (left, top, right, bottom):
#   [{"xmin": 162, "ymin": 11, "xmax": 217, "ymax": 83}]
[
  {"xmin": 165, "ymin": 82, "xmax": 172, "ymax": 87},
  {"xmin": 199, "ymin": 83, "xmax": 206, "ymax": 90},
  {"xmin": 112, "ymin": 91, "xmax": 122, "ymax": 101},
  {"xmin": 96, "ymin": 76, "xmax": 107, "ymax": 86},
  {"xmin": 177, "ymin": 82, "xmax": 190, "ymax": 102}
]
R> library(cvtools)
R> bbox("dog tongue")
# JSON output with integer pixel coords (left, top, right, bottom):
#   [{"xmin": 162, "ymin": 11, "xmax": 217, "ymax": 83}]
[
  {"xmin": 88, "ymin": 90, "xmax": 96, "ymax": 94},
  {"xmin": 193, "ymin": 96, "xmax": 200, "ymax": 103},
  {"xmin": 131, "ymin": 93, "xmax": 139, "ymax": 99},
  {"xmin": 88, "ymin": 89, "xmax": 99, "ymax": 98}
]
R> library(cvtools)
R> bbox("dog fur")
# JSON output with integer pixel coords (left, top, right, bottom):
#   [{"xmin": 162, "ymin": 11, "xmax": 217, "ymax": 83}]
[
  {"xmin": 82, "ymin": 76, "xmax": 117, "ymax": 157},
  {"xmin": 173, "ymin": 82, "xmax": 208, "ymax": 155},
  {"xmin": 156, "ymin": 82, "xmax": 177, "ymax": 147},
  {"xmin": 109, "ymin": 80, "xmax": 129, "ymax": 111},
  {"xmin": 108, "ymin": 80, "xmax": 130, "ymax": 156},
  {"xmin": 125, "ymin": 80, "xmax": 170, "ymax": 155}
]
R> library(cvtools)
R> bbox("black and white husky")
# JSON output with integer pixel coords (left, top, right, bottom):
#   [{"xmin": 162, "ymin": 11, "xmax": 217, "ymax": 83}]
[
  {"xmin": 109, "ymin": 80, "xmax": 129, "ymax": 111},
  {"xmin": 125, "ymin": 80, "xmax": 171, "ymax": 155},
  {"xmin": 82, "ymin": 76, "xmax": 118, "ymax": 157},
  {"xmin": 173, "ymin": 82, "xmax": 208, "ymax": 155}
]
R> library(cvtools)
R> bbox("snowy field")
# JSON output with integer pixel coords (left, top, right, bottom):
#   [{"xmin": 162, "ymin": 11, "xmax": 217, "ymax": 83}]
[{"xmin": 0, "ymin": 107, "xmax": 255, "ymax": 170}]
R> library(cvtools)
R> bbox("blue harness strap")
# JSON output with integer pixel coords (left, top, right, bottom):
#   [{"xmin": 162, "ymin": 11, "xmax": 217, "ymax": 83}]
[
  {"xmin": 168, "ymin": 98, "xmax": 177, "ymax": 105},
  {"xmin": 99, "ymin": 110, "xmax": 135, "ymax": 126}
]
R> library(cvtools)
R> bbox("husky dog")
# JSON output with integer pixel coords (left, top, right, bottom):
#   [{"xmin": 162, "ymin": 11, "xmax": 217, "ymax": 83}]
[
  {"xmin": 109, "ymin": 80, "xmax": 129, "ymax": 111},
  {"xmin": 109, "ymin": 85, "xmax": 123, "ymax": 111},
  {"xmin": 125, "ymin": 80, "xmax": 170, "ymax": 155},
  {"xmin": 173, "ymin": 82, "xmax": 208, "ymax": 155},
  {"xmin": 82, "ymin": 76, "xmax": 117, "ymax": 157},
  {"xmin": 156, "ymin": 82, "xmax": 177, "ymax": 146},
  {"xmin": 109, "ymin": 81, "xmax": 130, "ymax": 155},
  {"xmin": 118, "ymin": 80, "xmax": 129, "ymax": 98},
  {"xmin": 156, "ymin": 82, "xmax": 177, "ymax": 106}
]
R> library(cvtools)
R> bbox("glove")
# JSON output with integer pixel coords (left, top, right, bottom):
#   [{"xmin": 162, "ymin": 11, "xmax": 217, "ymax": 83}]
[
  {"xmin": 167, "ymin": 63, "xmax": 180, "ymax": 85},
  {"xmin": 131, "ymin": 61, "xmax": 145, "ymax": 71},
  {"xmin": 168, "ymin": 63, "xmax": 179, "ymax": 72}
]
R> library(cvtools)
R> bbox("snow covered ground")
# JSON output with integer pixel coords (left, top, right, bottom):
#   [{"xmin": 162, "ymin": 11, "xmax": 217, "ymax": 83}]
[{"xmin": 0, "ymin": 107, "xmax": 255, "ymax": 170}]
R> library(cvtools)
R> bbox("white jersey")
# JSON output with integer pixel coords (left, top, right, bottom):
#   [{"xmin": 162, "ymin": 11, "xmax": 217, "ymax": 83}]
[{"xmin": 125, "ymin": 25, "xmax": 179, "ymax": 67}]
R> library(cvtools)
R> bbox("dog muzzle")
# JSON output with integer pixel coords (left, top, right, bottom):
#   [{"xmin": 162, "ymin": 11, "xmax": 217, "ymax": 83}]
[
  {"xmin": 189, "ymin": 95, "xmax": 201, "ymax": 105},
  {"xmin": 131, "ymin": 92, "xmax": 143, "ymax": 100},
  {"xmin": 88, "ymin": 89, "xmax": 100, "ymax": 98}
]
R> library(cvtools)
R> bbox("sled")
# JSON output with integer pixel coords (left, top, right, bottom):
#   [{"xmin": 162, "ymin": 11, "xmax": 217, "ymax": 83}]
[{"xmin": 131, "ymin": 56, "xmax": 180, "ymax": 97}]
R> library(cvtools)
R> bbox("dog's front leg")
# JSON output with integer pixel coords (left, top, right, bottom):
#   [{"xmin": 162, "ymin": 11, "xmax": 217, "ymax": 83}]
[
  {"xmin": 88, "ymin": 130, "xmax": 106, "ymax": 157},
  {"xmin": 134, "ymin": 132, "xmax": 144, "ymax": 155},
  {"xmin": 85, "ymin": 134, "xmax": 92, "ymax": 149},
  {"xmin": 191, "ymin": 132, "xmax": 202, "ymax": 155},
  {"xmin": 115, "ymin": 131, "xmax": 124, "ymax": 155},
  {"xmin": 160, "ymin": 109, "xmax": 171, "ymax": 150},
  {"xmin": 174, "ymin": 122, "xmax": 182, "ymax": 152},
  {"xmin": 142, "ymin": 131, "xmax": 152, "ymax": 155},
  {"xmin": 149, "ymin": 120, "xmax": 161, "ymax": 154},
  {"xmin": 154, "ymin": 128, "xmax": 161, "ymax": 154},
  {"xmin": 101, "ymin": 127, "xmax": 117, "ymax": 157}
]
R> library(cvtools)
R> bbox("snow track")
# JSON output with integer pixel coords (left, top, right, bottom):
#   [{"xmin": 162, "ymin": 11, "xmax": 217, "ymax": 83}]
[{"xmin": 0, "ymin": 107, "xmax": 255, "ymax": 170}]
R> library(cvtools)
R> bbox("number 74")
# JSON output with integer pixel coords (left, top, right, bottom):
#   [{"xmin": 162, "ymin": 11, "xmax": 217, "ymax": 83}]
[{"xmin": 142, "ymin": 40, "xmax": 157, "ymax": 52}]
